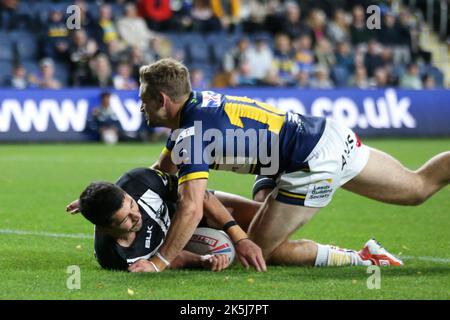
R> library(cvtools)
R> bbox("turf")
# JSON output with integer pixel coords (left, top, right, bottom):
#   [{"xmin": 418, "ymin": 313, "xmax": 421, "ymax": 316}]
[{"xmin": 0, "ymin": 139, "xmax": 449, "ymax": 300}]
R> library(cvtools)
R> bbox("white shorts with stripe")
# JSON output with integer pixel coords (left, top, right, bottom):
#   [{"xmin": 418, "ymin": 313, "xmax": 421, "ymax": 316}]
[{"xmin": 273, "ymin": 118, "xmax": 370, "ymax": 208}]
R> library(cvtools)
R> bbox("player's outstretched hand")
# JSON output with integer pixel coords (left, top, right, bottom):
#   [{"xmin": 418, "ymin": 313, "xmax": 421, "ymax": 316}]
[
  {"xmin": 66, "ymin": 199, "xmax": 80, "ymax": 214},
  {"xmin": 235, "ymin": 239, "xmax": 267, "ymax": 272},
  {"xmin": 200, "ymin": 254, "xmax": 229, "ymax": 272},
  {"xmin": 128, "ymin": 259, "xmax": 158, "ymax": 273}
]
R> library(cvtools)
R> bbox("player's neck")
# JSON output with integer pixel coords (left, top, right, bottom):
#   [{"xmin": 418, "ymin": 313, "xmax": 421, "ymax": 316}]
[
  {"xmin": 116, "ymin": 231, "xmax": 136, "ymax": 247},
  {"xmin": 171, "ymin": 94, "xmax": 191, "ymax": 129}
]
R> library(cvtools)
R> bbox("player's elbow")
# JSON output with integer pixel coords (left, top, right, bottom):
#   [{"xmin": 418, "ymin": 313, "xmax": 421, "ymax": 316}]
[{"xmin": 179, "ymin": 201, "xmax": 204, "ymax": 223}]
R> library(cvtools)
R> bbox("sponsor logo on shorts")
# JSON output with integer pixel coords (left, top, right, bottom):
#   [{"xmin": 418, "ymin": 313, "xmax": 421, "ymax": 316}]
[{"xmin": 309, "ymin": 184, "xmax": 333, "ymax": 200}]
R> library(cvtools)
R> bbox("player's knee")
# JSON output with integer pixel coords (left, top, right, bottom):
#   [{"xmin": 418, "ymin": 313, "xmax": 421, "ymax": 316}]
[
  {"xmin": 405, "ymin": 192, "xmax": 427, "ymax": 206},
  {"xmin": 403, "ymin": 178, "xmax": 428, "ymax": 206}
]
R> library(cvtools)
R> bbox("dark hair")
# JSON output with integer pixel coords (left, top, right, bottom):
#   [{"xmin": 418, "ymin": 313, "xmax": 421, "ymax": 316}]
[
  {"xmin": 79, "ymin": 182, "xmax": 125, "ymax": 227},
  {"xmin": 100, "ymin": 91, "xmax": 111, "ymax": 99}
]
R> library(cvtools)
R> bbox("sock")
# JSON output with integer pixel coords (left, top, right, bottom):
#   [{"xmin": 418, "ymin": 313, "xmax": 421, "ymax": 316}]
[{"xmin": 314, "ymin": 244, "xmax": 372, "ymax": 267}]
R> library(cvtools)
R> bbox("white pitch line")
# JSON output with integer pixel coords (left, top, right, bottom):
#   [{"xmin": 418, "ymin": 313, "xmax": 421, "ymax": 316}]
[
  {"xmin": 2, "ymin": 229, "xmax": 450, "ymax": 264},
  {"xmin": 400, "ymin": 255, "xmax": 450, "ymax": 264},
  {"xmin": 0, "ymin": 229, "xmax": 91, "ymax": 239}
]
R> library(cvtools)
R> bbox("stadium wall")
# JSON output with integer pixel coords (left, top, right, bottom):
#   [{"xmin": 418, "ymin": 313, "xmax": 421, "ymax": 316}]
[{"xmin": 0, "ymin": 88, "xmax": 449, "ymax": 142}]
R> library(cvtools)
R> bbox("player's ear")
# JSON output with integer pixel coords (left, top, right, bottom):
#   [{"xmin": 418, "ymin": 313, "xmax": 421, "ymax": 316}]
[{"xmin": 160, "ymin": 91, "xmax": 169, "ymax": 110}]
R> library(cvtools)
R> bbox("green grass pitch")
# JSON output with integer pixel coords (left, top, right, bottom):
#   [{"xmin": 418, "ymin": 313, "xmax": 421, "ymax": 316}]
[{"xmin": 0, "ymin": 139, "xmax": 449, "ymax": 300}]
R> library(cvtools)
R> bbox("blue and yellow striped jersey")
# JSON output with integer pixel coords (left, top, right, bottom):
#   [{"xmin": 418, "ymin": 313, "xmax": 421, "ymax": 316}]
[{"xmin": 163, "ymin": 91, "xmax": 326, "ymax": 184}]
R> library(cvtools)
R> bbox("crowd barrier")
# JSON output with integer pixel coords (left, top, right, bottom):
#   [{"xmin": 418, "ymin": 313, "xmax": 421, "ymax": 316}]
[{"xmin": 0, "ymin": 88, "xmax": 449, "ymax": 141}]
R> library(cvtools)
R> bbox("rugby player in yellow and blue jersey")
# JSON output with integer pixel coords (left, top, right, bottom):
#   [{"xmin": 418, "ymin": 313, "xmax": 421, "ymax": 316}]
[{"xmin": 129, "ymin": 58, "xmax": 450, "ymax": 273}]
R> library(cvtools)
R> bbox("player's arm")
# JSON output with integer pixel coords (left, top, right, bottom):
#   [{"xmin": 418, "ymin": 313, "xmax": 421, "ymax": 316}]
[
  {"xmin": 151, "ymin": 147, "xmax": 177, "ymax": 174},
  {"xmin": 203, "ymin": 191, "xmax": 267, "ymax": 272},
  {"xmin": 128, "ymin": 178, "xmax": 207, "ymax": 273}
]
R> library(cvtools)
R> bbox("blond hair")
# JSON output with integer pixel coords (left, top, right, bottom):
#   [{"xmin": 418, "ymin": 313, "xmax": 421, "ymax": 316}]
[{"xmin": 139, "ymin": 58, "xmax": 191, "ymax": 102}]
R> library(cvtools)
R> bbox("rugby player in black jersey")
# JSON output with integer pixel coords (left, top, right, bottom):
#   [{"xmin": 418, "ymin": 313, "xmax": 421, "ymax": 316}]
[{"xmin": 66, "ymin": 167, "xmax": 266, "ymax": 272}]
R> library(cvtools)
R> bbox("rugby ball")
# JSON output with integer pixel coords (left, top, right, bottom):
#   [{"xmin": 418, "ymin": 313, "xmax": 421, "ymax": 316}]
[{"xmin": 185, "ymin": 227, "xmax": 236, "ymax": 266}]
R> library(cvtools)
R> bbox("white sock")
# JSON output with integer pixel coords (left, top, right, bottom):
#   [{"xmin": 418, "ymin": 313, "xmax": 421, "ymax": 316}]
[{"xmin": 314, "ymin": 244, "xmax": 372, "ymax": 267}]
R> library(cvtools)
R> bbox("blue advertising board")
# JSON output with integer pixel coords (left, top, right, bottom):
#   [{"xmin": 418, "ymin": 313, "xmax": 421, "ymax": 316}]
[{"xmin": 0, "ymin": 88, "xmax": 449, "ymax": 141}]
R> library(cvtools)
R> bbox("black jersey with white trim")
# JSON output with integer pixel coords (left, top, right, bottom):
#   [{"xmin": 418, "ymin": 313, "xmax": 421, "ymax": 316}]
[{"xmin": 94, "ymin": 168, "xmax": 178, "ymax": 271}]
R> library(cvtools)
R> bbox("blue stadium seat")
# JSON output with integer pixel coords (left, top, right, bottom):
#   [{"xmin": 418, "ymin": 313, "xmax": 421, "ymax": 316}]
[
  {"xmin": 0, "ymin": 35, "xmax": 13, "ymax": 61},
  {"xmin": 184, "ymin": 33, "xmax": 213, "ymax": 65},
  {"xmin": 12, "ymin": 31, "xmax": 39, "ymax": 60},
  {"xmin": 22, "ymin": 61, "xmax": 39, "ymax": 77},
  {"xmin": 54, "ymin": 62, "xmax": 69, "ymax": 87},
  {"xmin": 0, "ymin": 61, "xmax": 12, "ymax": 84}
]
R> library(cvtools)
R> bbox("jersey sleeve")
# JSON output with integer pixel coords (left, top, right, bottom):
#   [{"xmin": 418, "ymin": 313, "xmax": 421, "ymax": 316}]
[
  {"xmin": 169, "ymin": 125, "xmax": 210, "ymax": 184},
  {"xmin": 161, "ymin": 131, "xmax": 175, "ymax": 156}
]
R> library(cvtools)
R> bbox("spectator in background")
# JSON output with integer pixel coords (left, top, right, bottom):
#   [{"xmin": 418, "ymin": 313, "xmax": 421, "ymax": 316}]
[
  {"xmin": 246, "ymin": 36, "xmax": 273, "ymax": 81},
  {"xmin": 350, "ymin": 64, "xmax": 369, "ymax": 89},
  {"xmin": 230, "ymin": 60, "xmax": 257, "ymax": 87},
  {"xmin": 0, "ymin": 0, "xmax": 31, "ymax": 30},
  {"xmin": 327, "ymin": 8, "xmax": 350, "ymax": 44},
  {"xmin": 223, "ymin": 37, "xmax": 250, "ymax": 72},
  {"xmin": 397, "ymin": 9, "xmax": 414, "ymax": 63},
  {"xmin": 293, "ymin": 33, "xmax": 314, "ymax": 75},
  {"xmin": 335, "ymin": 41, "xmax": 354, "ymax": 74},
  {"xmin": 68, "ymin": 29, "xmax": 99, "ymax": 86},
  {"xmin": 73, "ymin": 0, "xmax": 95, "ymax": 31},
  {"xmin": 309, "ymin": 64, "xmax": 333, "ymax": 89},
  {"xmin": 263, "ymin": 0, "xmax": 283, "ymax": 35},
  {"xmin": 139, "ymin": 0, "xmax": 175, "ymax": 31},
  {"xmin": 315, "ymin": 38, "xmax": 336, "ymax": 71},
  {"xmin": 271, "ymin": 33, "xmax": 298, "ymax": 86},
  {"xmin": 88, "ymin": 4, "xmax": 119, "ymax": 52},
  {"xmin": 128, "ymin": 46, "xmax": 147, "ymax": 83},
  {"xmin": 400, "ymin": 62, "xmax": 422, "ymax": 89},
  {"xmin": 144, "ymin": 37, "xmax": 173, "ymax": 63},
  {"xmin": 190, "ymin": 68, "xmax": 209, "ymax": 89},
  {"xmin": 85, "ymin": 53, "xmax": 113, "ymax": 88},
  {"xmin": 277, "ymin": 1, "xmax": 313, "ymax": 40},
  {"xmin": 296, "ymin": 69, "xmax": 310, "ymax": 88},
  {"xmin": 3, "ymin": 63, "xmax": 29, "ymax": 89},
  {"xmin": 117, "ymin": 3, "xmax": 158, "ymax": 50},
  {"xmin": 29, "ymin": 58, "xmax": 61, "ymax": 89},
  {"xmin": 308, "ymin": 9, "xmax": 327, "ymax": 44},
  {"xmin": 106, "ymin": 39, "xmax": 128, "ymax": 67},
  {"xmin": 378, "ymin": 11, "xmax": 400, "ymax": 46},
  {"xmin": 41, "ymin": 7, "xmax": 70, "ymax": 61},
  {"xmin": 371, "ymin": 67, "xmax": 389, "ymax": 88},
  {"xmin": 380, "ymin": 47, "xmax": 398, "ymax": 86},
  {"xmin": 422, "ymin": 74, "xmax": 436, "ymax": 89},
  {"xmin": 210, "ymin": 0, "xmax": 241, "ymax": 32},
  {"xmin": 364, "ymin": 39, "xmax": 383, "ymax": 78},
  {"xmin": 350, "ymin": 5, "xmax": 374, "ymax": 47},
  {"xmin": 241, "ymin": 0, "xmax": 268, "ymax": 34},
  {"xmin": 90, "ymin": 91, "xmax": 121, "ymax": 145},
  {"xmin": 189, "ymin": 0, "xmax": 222, "ymax": 33},
  {"xmin": 113, "ymin": 61, "xmax": 138, "ymax": 90}
]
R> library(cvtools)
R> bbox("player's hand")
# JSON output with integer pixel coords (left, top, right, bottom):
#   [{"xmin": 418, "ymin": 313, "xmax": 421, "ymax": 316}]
[
  {"xmin": 200, "ymin": 254, "xmax": 229, "ymax": 271},
  {"xmin": 66, "ymin": 199, "xmax": 80, "ymax": 214},
  {"xmin": 235, "ymin": 239, "xmax": 267, "ymax": 272},
  {"xmin": 128, "ymin": 259, "xmax": 159, "ymax": 273}
]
